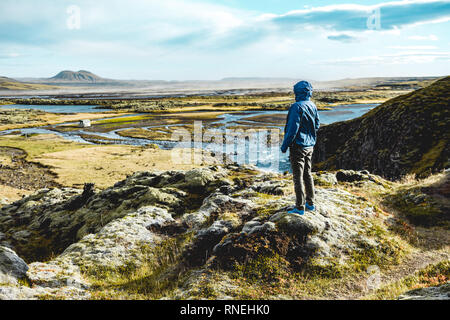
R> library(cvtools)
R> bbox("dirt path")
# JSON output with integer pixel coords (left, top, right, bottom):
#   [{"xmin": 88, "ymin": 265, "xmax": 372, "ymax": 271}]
[
  {"xmin": 0, "ymin": 146, "xmax": 61, "ymax": 191},
  {"xmin": 357, "ymin": 249, "xmax": 447, "ymax": 300},
  {"xmin": 334, "ymin": 221, "xmax": 449, "ymax": 300}
]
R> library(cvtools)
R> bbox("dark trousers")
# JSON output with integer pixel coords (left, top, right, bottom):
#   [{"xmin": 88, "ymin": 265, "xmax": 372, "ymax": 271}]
[{"xmin": 289, "ymin": 144, "xmax": 315, "ymax": 210}]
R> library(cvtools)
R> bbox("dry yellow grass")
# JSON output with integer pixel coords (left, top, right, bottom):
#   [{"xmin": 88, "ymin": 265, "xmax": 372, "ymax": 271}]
[
  {"xmin": 0, "ymin": 79, "xmax": 60, "ymax": 91},
  {"xmin": 0, "ymin": 133, "xmax": 217, "ymax": 191},
  {"xmin": 0, "ymin": 134, "xmax": 91, "ymax": 159},
  {"xmin": 36, "ymin": 144, "xmax": 217, "ymax": 189},
  {"xmin": 168, "ymin": 111, "xmax": 226, "ymax": 119},
  {"xmin": 0, "ymin": 185, "xmax": 32, "ymax": 202}
]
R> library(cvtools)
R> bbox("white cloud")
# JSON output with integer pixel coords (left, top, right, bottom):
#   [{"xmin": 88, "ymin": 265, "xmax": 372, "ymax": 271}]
[
  {"xmin": 317, "ymin": 51, "xmax": 450, "ymax": 65},
  {"xmin": 1, "ymin": 0, "xmax": 449, "ymax": 79},
  {"xmin": 0, "ymin": 52, "xmax": 22, "ymax": 59},
  {"xmin": 388, "ymin": 45, "xmax": 438, "ymax": 49},
  {"xmin": 408, "ymin": 34, "xmax": 439, "ymax": 41}
]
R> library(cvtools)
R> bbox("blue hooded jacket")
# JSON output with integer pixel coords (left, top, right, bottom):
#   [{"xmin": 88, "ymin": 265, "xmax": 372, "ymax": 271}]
[{"xmin": 281, "ymin": 81, "xmax": 320, "ymax": 153}]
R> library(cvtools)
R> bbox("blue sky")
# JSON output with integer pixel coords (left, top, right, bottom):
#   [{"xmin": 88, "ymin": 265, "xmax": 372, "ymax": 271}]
[{"xmin": 1, "ymin": 0, "xmax": 449, "ymax": 80}]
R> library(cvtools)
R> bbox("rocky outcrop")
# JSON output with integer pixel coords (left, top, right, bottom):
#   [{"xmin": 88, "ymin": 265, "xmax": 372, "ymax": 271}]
[
  {"xmin": 0, "ymin": 167, "xmax": 229, "ymax": 262},
  {"xmin": 0, "ymin": 205, "xmax": 175, "ymax": 300},
  {"xmin": 313, "ymin": 77, "xmax": 450, "ymax": 180},
  {"xmin": 0, "ymin": 165, "xmax": 413, "ymax": 300},
  {"xmin": 182, "ymin": 193, "xmax": 255, "ymax": 229},
  {"xmin": 209, "ymin": 187, "xmax": 386, "ymax": 273},
  {"xmin": 0, "ymin": 244, "xmax": 90, "ymax": 300},
  {"xmin": 59, "ymin": 206, "xmax": 174, "ymax": 269},
  {"xmin": 398, "ymin": 284, "xmax": 450, "ymax": 300}
]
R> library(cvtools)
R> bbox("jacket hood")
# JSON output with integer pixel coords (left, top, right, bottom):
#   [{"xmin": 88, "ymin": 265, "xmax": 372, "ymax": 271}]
[{"xmin": 294, "ymin": 81, "xmax": 313, "ymax": 102}]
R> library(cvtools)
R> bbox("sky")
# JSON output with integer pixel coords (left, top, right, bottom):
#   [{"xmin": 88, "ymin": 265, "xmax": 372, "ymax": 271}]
[{"xmin": 1, "ymin": 0, "xmax": 449, "ymax": 81}]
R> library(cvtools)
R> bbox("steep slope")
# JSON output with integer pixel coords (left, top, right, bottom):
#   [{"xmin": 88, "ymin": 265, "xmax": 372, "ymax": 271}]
[{"xmin": 313, "ymin": 76, "xmax": 450, "ymax": 180}]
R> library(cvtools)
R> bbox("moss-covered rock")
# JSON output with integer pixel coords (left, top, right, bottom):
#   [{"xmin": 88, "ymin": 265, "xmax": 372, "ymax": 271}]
[
  {"xmin": 0, "ymin": 246, "xmax": 28, "ymax": 282},
  {"xmin": 398, "ymin": 283, "xmax": 450, "ymax": 300},
  {"xmin": 0, "ymin": 165, "xmax": 434, "ymax": 300},
  {"xmin": 385, "ymin": 172, "xmax": 450, "ymax": 228}
]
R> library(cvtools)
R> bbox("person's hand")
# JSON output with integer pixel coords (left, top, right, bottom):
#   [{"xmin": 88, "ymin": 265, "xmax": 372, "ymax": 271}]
[{"xmin": 281, "ymin": 147, "xmax": 287, "ymax": 154}]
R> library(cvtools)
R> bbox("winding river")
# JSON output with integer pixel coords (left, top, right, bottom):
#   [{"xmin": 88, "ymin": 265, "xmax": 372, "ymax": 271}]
[{"xmin": 1, "ymin": 103, "xmax": 378, "ymax": 172}]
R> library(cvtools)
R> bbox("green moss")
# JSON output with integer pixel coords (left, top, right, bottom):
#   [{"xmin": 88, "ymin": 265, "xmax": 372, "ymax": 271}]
[
  {"xmin": 411, "ymin": 139, "xmax": 447, "ymax": 179},
  {"xmin": 349, "ymin": 221, "xmax": 406, "ymax": 272},
  {"xmin": 255, "ymin": 203, "xmax": 280, "ymax": 219},
  {"xmin": 85, "ymin": 232, "xmax": 195, "ymax": 300},
  {"xmin": 303, "ymin": 257, "xmax": 349, "ymax": 279},
  {"xmin": 386, "ymin": 187, "xmax": 449, "ymax": 228},
  {"xmin": 94, "ymin": 115, "xmax": 152, "ymax": 124},
  {"xmin": 232, "ymin": 253, "xmax": 290, "ymax": 283},
  {"xmin": 0, "ymin": 135, "xmax": 90, "ymax": 160},
  {"xmin": 350, "ymin": 239, "xmax": 403, "ymax": 273}
]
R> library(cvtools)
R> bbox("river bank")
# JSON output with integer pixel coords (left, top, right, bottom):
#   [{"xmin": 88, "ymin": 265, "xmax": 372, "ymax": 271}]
[{"xmin": 0, "ymin": 103, "xmax": 379, "ymax": 175}]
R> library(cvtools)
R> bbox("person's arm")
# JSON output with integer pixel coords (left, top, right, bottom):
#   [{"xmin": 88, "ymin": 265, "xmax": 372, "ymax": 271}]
[{"xmin": 281, "ymin": 104, "xmax": 302, "ymax": 153}]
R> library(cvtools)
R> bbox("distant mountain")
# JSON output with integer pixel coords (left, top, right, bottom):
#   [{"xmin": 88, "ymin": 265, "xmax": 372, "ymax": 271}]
[
  {"xmin": 221, "ymin": 77, "xmax": 298, "ymax": 82},
  {"xmin": 49, "ymin": 70, "xmax": 107, "ymax": 83},
  {"xmin": 0, "ymin": 76, "xmax": 17, "ymax": 83},
  {"xmin": 219, "ymin": 77, "xmax": 439, "ymax": 91},
  {"xmin": 313, "ymin": 76, "xmax": 449, "ymax": 180},
  {"xmin": 316, "ymin": 77, "xmax": 439, "ymax": 90}
]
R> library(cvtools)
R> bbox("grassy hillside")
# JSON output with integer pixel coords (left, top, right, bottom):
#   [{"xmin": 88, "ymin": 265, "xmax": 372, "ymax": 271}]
[
  {"xmin": 314, "ymin": 76, "xmax": 450, "ymax": 180},
  {"xmin": 0, "ymin": 76, "xmax": 59, "ymax": 91}
]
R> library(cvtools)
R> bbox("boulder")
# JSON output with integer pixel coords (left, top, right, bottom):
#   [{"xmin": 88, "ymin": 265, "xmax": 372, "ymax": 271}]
[
  {"xmin": 252, "ymin": 180, "xmax": 286, "ymax": 195},
  {"xmin": 27, "ymin": 262, "xmax": 88, "ymax": 289},
  {"xmin": 0, "ymin": 165, "xmax": 409, "ymax": 300},
  {"xmin": 185, "ymin": 168, "xmax": 217, "ymax": 188},
  {"xmin": 0, "ymin": 246, "xmax": 28, "ymax": 280},
  {"xmin": 182, "ymin": 193, "xmax": 254, "ymax": 228},
  {"xmin": 336, "ymin": 170, "xmax": 371, "ymax": 183},
  {"xmin": 181, "ymin": 167, "xmax": 229, "ymax": 192},
  {"xmin": 59, "ymin": 206, "xmax": 174, "ymax": 269},
  {"xmin": 313, "ymin": 172, "xmax": 338, "ymax": 186},
  {"xmin": 270, "ymin": 212, "xmax": 325, "ymax": 237},
  {"xmin": 197, "ymin": 220, "xmax": 234, "ymax": 240},
  {"xmin": 242, "ymin": 220, "xmax": 276, "ymax": 235}
]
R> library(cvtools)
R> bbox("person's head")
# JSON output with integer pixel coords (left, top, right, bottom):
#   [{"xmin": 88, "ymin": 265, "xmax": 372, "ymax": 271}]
[{"xmin": 294, "ymin": 81, "xmax": 313, "ymax": 102}]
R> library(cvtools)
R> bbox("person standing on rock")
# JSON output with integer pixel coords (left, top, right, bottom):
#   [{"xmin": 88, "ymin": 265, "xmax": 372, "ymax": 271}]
[{"xmin": 281, "ymin": 81, "xmax": 320, "ymax": 215}]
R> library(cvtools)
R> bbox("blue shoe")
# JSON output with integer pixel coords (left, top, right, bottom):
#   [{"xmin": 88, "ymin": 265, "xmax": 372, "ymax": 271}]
[
  {"xmin": 288, "ymin": 207, "xmax": 305, "ymax": 216},
  {"xmin": 305, "ymin": 203, "xmax": 315, "ymax": 212}
]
